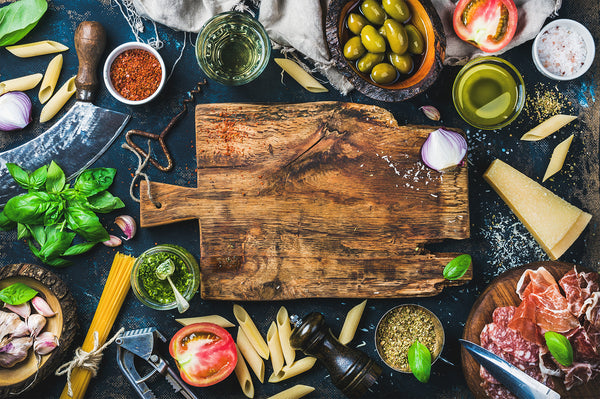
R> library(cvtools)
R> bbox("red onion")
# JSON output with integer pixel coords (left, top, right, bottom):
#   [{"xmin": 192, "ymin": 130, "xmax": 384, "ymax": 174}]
[
  {"xmin": 0, "ymin": 91, "xmax": 32, "ymax": 131},
  {"xmin": 421, "ymin": 128, "xmax": 467, "ymax": 172}
]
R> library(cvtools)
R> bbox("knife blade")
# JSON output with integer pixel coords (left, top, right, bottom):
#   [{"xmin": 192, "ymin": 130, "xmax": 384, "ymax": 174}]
[{"xmin": 460, "ymin": 339, "xmax": 560, "ymax": 399}]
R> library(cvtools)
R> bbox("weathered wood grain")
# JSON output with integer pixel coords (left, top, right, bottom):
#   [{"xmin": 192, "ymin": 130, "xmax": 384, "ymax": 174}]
[{"xmin": 140, "ymin": 102, "xmax": 470, "ymax": 300}]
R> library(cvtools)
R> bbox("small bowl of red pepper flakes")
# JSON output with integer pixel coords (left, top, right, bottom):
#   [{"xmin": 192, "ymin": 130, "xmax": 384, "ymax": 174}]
[{"xmin": 103, "ymin": 42, "xmax": 166, "ymax": 105}]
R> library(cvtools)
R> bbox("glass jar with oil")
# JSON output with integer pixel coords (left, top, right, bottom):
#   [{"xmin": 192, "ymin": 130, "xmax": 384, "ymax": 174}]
[{"xmin": 453, "ymin": 57, "xmax": 525, "ymax": 130}]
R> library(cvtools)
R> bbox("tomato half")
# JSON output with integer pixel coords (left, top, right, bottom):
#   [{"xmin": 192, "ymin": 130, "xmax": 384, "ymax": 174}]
[
  {"xmin": 453, "ymin": 0, "xmax": 518, "ymax": 53},
  {"xmin": 169, "ymin": 322, "xmax": 237, "ymax": 387}
]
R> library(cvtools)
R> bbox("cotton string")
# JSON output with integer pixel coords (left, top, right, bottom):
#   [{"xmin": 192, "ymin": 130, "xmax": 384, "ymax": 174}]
[
  {"xmin": 122, "ymin": 141, "xmax": 160, "ymax": 208},
  {"xmin": 55, "ymin": 328, "xmax": 125, "ymax": 397}
]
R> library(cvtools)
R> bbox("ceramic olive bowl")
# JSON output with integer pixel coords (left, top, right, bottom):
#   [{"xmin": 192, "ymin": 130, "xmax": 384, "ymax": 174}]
[{"xmin": 326, "ymin": 0, "xmax": 445, "ymax": 102}]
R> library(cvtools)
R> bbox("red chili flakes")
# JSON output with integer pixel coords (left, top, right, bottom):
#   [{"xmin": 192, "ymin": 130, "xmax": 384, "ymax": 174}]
[{"xmin": 110, "ymin": 49, "xmax": 162, "ymax": 101}]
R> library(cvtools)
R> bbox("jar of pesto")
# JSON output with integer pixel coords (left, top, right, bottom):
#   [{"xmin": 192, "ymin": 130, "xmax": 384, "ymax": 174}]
[{"xmin": 131, "ymin": 244, "xmax": 200, "ymax": 311}]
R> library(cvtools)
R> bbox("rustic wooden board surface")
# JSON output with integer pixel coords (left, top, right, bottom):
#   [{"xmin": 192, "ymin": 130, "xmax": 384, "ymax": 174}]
[
  {"xmin": 462, "ymin": 261, "xmax": 600, "ymax": 399},
  {"xmin": 140, "ymin": 102, "xmax": 470, "ymax": 300}
]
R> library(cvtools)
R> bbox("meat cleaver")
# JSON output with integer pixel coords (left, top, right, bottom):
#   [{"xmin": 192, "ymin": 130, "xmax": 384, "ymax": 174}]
[{"xmin": 0, "ymin": 21, "xmax": 129, "ymax": 206}]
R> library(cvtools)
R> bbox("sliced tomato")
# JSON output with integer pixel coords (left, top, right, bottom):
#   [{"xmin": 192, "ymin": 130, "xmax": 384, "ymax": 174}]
[
  {"xmin": 453, "ymin": 0, "xmax": 518, "ymax": 53},
  {"xmin": 169, "ymin": 322, "xmax": 237, "ymax": 387}
]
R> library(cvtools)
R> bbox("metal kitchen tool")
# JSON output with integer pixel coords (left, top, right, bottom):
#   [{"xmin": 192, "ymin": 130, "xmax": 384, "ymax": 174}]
[
  {"xmin": 460, "ymin": 339, "xmax": 561, "ymax": 399},
  {"xmin": 116, "ymin": 327, "xmax": 198, "ymax": 399},
  {"xmin": 0, "ymin": 21, "xmax": 129, "ymax": 206}
]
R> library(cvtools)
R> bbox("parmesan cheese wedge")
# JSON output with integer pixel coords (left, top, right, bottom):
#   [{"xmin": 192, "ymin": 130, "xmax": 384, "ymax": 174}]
[
  {"xmin": 520, "ymin": 115, "xmax": 577, "ymax": 141},
  {"xmin": 484, "ymin": 159, "xmax": 591, "ymax": 260},
  {"xmin": 543, "ymin": 134, "xmax": 574, "ymax": 182}
]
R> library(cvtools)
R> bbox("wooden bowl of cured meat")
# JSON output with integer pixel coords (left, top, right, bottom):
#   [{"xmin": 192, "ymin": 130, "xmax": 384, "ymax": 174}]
[
  {"xmin": 0, "ymin": 264, "xmax": 77, "ymax": 397},
  {"xmin": 462, "ymin": 261, "xmax": 600, "ymax": 399}
]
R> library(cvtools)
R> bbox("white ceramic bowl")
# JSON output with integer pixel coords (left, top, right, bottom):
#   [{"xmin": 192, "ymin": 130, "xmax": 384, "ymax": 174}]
[
  {"xmin": 532, "ymin": 19, "xmax": 595, "ymax": 81},
  {"xmin": 103, "ymin": 42, "xmax": 166, "ymax": 105}
]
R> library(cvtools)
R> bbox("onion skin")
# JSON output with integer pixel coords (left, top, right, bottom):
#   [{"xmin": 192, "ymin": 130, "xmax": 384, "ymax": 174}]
[
  {"xmin": 421, "ymin": 128, "xmax": 467, "ymax": 172},
  {"xmin": 0, "ymin": 91, "xmax": 32, "ymax": 131}
]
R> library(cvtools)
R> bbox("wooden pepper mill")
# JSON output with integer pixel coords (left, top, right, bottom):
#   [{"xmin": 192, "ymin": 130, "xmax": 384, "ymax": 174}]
[{"xmin": 290, "ymin": 312, "xmax": 382, "ymax": 398}]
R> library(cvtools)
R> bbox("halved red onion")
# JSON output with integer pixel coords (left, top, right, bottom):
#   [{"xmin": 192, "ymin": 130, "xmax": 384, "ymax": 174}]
[
  {"xmin": 421, "ymin": 128, "xmax": 467, "ymax": 172},
  {"xmin": 0, "ymin": 91, "xmax": 32, "ymax": 131}
]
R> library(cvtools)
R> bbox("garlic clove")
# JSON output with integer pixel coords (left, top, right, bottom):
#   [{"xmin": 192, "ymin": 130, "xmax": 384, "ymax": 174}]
[
  {"xmin": 33, "ymin": 331, "xmax": 59, "ymax": 355},
  {"xmin": 0, "ymin": 336, "xmax": 32, "ymax": 367},
  {"xmin": 27, "ymin": 314, "xmax": 46, "ymax": 338},
  {"xmin": 12, "ymin": 320, "xmax": 30, "ymax": 338},
  {"xmin": 115, "ymin": 215, "xmax": 136, "ymax": 240},
  {"xmin": 4, "ymin": 302, "xmax": 30, "ymax": 319},
  {"xmin": 102, "ymin": 234, "xmax": 122, "ymax": 247},
  {"xmin": 31, "ymin": 296, "xmax": 56, "ymax": 317},
  {"xmin": 419, "ymin": 106, "xmax": 441, "ymax": 121}
]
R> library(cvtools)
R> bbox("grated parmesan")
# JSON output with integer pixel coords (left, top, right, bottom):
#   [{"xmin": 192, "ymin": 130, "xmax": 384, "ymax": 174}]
[{"xmin": 537, "ymin": 25, "xmax": 587, "ymax": 77}]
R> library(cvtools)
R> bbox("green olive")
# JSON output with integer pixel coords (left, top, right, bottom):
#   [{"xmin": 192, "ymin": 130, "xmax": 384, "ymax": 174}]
[
  {"xmin": 388, "ymin": 52, "xmax": 414, "ymax": 74},
  {"xmin": 405, "ymin": 24, "xmax": 425, "ymax": 54},
  {"xmin": 383, "ymin": 19, "xmax": 408, "ymax": 55},
  {"xmin": 347, "ymin": 13, "xmax": 368, "ymax": 35},
  {"xmin": 357, "ymin": 52, "xmax": 385, "ymax": 73},
  {"xmin": 382, "ymin": 0, "xmax": 411, "ymax": 23},
  {"xmin": 360, "ymin": 25, "xmax": 386, "ymax": 53},
  {"xmin": 378, "ymin": 25, "xmax": 387, "ymax": 39},
  {"xmin": 360, "ymin": 0, "xmax": 387, "ymax": 25},
  {"xmin": 371, "ymin": 62, "xmax": 397, "ymax": 84},
  {"xmin": 343, "ymin": 36, "xmax": 366, "ymax": 60}
]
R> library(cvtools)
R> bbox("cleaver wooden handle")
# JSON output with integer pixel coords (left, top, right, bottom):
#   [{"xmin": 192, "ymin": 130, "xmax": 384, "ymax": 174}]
[{"xmin": 74, "ymin": 21, "xmax": 106, "ymax": 102}]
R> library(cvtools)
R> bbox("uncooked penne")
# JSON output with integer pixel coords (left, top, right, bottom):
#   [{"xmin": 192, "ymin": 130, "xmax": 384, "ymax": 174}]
[
  {"xmin": 268, "ymin": 357, "xmax": 317, "ymax": 383},
  {"xmin": 276, "ymin": 306, "xmax": 296, "ymax": 366},
  {"xmin": 234, "ymin": 346, "xmax": 254, "ymax": 398},
  {"xmin": 233, "ymin": 304, "xmax": 270, "ymax": 360},
  {"xmin": 6, "ymin": 40, "xmax": 69, "ymax": 58},
  {"xmin": 237, "ymin": 327, "xmax": 265, "ymax": 383},
  {"xmin": 274, "ymin": 58, "xmax": 328, "ymax": 93},
  {"xmin": 40, "ymin": 76, "xmax": 76, "ymax": 123},
  {"xmin": 543, "ymin": 134, "xmax": 574, "ymax": 182},
  {"xmin": 0, "ymin": 73, "xmax": 43, "ymax": 95},
  {"xmin": 339, "ymin": 300, "xmax": 367, "ymax": 345},
  {"xmin": 267, "ymin": 385, "xmax": 315, "ymax": 399},
  {"xmin": 175, "ymin": 315, "xmax": 235, "ymax": 328},
  {"xmin": 39, "ymin": 55, "xmax": 63, "ymax": 104},
  {"xmin": 520, "ymin": 114, "xmax": 577, "ymax": 141},
  {"xmin": 267, "ymin": 322, "xmax": 285, "ymax": 375}
]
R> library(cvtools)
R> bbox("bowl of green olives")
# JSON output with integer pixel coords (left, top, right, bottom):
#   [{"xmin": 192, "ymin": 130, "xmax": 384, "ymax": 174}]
[{"xmin": 326, "ymin": 0, "xmax": 445, "ymax": 102}]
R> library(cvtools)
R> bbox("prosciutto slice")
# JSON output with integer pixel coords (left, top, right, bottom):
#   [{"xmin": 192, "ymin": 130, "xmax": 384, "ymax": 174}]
[
  {"xmin": 559, "ymin": 267, "xmax": 600, "ymax": 318},
  {"xmin": 581, "ymin": 292, "xmax": 600, "ymax": 328}
]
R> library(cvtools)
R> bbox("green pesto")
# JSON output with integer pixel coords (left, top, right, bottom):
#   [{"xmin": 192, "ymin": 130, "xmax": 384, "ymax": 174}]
[{"xmin": 138, "ymin": 251, "xmax": 192, "ymax": 303}]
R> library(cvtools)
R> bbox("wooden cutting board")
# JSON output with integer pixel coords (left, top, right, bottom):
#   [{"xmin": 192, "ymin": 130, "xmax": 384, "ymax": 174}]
[
  {"xmin": 462, "ymin": 261, "xmax": 600, "ymax": 398},
  {"xmin": 139, "ymin": 102, "xmax": 470, "ymax": 300}
]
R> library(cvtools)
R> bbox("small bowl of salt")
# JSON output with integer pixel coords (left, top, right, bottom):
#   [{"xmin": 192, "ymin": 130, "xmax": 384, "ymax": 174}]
[{"xmin": 532, "ymin": 19, "xmax": 595, "ymax": 81}]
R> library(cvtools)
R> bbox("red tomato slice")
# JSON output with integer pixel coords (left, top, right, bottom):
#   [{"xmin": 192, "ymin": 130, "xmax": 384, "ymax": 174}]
[
  {"xmin": 169, "ymin": 322, "xmax": 237, "ymax": 387},
  {"xmin": 453, "ymin": 0, "xmax": 518, "ymax": 53}
]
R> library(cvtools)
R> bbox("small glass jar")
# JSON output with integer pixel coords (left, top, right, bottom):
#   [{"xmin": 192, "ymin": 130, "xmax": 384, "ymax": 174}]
[
  {"xmin": 195, "ymin": 11, "xmax": 271, "ymax": 85},
  {"xmin": 131, "ymin": 244, "xmax": 200, "ymax": 311}
]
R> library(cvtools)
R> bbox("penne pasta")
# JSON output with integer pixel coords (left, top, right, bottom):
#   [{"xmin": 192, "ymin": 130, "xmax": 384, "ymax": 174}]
[
  {"xmin": 274, "ymin": 58, "xmax": 328, "ymax": 93},
  {"xmin": 520, "ymin": 114, "xmax": 577, "ymax": 141},
  {"xmin": 39, "ymin": 54, "xmax": 63, "ymax": 104},
  {"xmin": 40, "ymin": 76, "xmax": 76, "ymax": 123},
  {"xmin": 339, "ymin": 300, "xmax": 367, "ymax": 345},
  {"xmin": 0, "ymin": 73, "xmax": 43, "ymax": 95},
  {"xmin": 268, "ymin": 356, "xmax": 317, "ymax": 383},
  {"xmin": 276, "ymin": 306, "xmax": 296, "ymax": 366},
  {"xmin": 267, "ymin": 385, "xmax": 315, "ymax": 399},
  {"xmin": 267, "ymin": 322, "xmax": 285, "ymax": 375},
  {"xmin": 237, "ymin": 327, "xmax": 265, "ymax": 383},
  {"xmin": 543, "ymin": 134, "xmax": 574, "ymax": 182},
  {"xmin": 6, "ymin": 40, "xmax": 69, "ymax": 58},
  {"xmin": 175, "ymin": 315, "xmax": 235, "ymax": 328},
  {"xmin": 233, "ymin": 304, "xmax": 270, "ymax": 360},
  {"xmin": 234, "ymin": 346, "xmax": 254, "ymax": 398}
]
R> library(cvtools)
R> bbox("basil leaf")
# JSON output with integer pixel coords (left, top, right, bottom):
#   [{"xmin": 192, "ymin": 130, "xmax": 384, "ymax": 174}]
[
  {"xmin": 443, "ymin": 254, "xmax": 471, "ymax": 281},
  {"xmin": 38, "ymin": 226, "xmax": 75, "ymax": 262},
  {"xmin": 63, "ymin": 242, "xmax": 96, "ymax": 256},
  {"xmin": 4, "ymin": 192, "xmax": 52, "ymax": 224},
  {"xmin": 0, "ymin": 282, "xmax": 38, "ymax": 305},
  {"xmin": 6, "ymin": 163, "xmax": 30, "ymax": 190},
  {"xmin": 28, "ymin": 239, "xmax": 41, "ymax": 259},
  {"xmin": 74, "ymin": 168, "xmax": 117, "ymax": 197},
  {"xmin": 43, "ymin": 199, "xmax": 64, "ymax": 226},
  {"xmin": 44, "ymin": 257, "xmax": 71, "ymax": 267},
  {"xmin": 0, "ymin": 0, "xmax": 48, "ymax": 46},
  {"xmin": 544, "ymin": 331, "xmax": 573, "ymax": 366},
  {"xmin": 17, "ymin": 223, "xmax": 30, "ymax": 239},
  {"xmin": 408, "ymin": 340, "xmax": 431, "ymax": 383},
  {"xmin": 46, "ymin": 161, "xmax": 66, "ymax": 193},
  {"xmin": 86, "ymin": 191, "xmax": 125, "ymax": 213},
  {"xmin": 28, "ymin": 165, "xmax": 48, "ymax": 191},
  {"xmin": 0, "ymin": 211, "xmax": 16, "ymax": 231},
  {"xmin": 66, "ymin": 206, "xmax": 110, "ymax": 242},
  {"xmin": 28, "ymin": 224, "xmax": 47, "ymax": 246}
]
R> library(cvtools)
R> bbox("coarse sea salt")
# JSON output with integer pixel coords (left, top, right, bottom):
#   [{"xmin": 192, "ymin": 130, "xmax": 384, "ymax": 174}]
[{"xmin": 537, "ymin": 25, "xmax": 587, "ymax": 77}]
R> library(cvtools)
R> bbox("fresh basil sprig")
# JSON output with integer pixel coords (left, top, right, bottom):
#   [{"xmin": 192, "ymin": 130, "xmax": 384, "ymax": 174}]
[
  {"xmin": 443, "ymin": 254, "xmax": 471, "ymax": 281},
  {"xmin": 0, "ymin": 283, "xmax": 38, "ymax": 305},
  {"xmin": 0, "ymin": 161, "xmax": 124, "ymax": 267},
  {"xmin": 408, "ymin": 340, "xmax": 432, "ymax": 383},
  {"xmin": 0, "ymin": 0, "xmax": 48, "ymax": 47},
  {"xmin": 544, "ymin": 331, "xmax": 573, "ymax": 366}
]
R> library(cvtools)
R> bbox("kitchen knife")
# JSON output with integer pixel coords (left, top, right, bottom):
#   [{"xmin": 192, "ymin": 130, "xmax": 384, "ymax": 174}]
[
  {"xmin": 0, "ymin": 21, "xmax": 129, "ymax": 206},
  {"xmin": 460, "ymin": 339, "xmax": 561, "ymax": 399}
]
